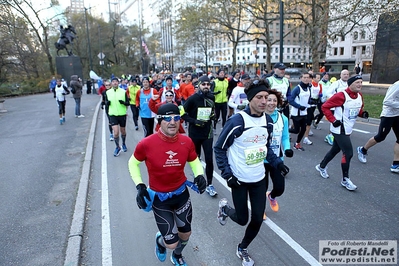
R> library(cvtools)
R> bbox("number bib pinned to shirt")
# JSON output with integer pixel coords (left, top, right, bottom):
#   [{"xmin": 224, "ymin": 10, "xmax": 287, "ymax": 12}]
[
  {"xmin": 244, "ymin": 146, "xmax": 267, "ymax": 165},
  {"xmin": 197, "ymin": 107, "xmax": 211, "ymax": 121}
]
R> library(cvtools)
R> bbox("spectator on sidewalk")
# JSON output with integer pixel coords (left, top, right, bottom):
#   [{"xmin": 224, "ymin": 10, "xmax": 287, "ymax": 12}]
[{"xmin": 70, "ymin": 75, "xmax": 84, "ymax": 118}]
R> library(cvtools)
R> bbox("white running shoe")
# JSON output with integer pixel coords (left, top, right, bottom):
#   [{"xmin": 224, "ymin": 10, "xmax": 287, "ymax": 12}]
[
  {"xmin": 217, "ymin": 198, "xmax": 229, "ymax": 225},
  {"xmin": 236, "ymin": 245, "xmax": 255, "ymax": 266},
  {"xmin": 341, "ymin": 177, "xmax": 357, "ymax": 191},
  {"xmin": 315, "ymin": 164, "xmax": 329, "ymax": 178},
  {"xmin": 309, "ymin": 130, "xmax": 314, "ymax": 136},
  {"xmin": 357, "ymin": 146, "xmax": 367, "ymax": 163},
  {"xmin": 303, "ymin": 137, "xmax": 313, "ymax": 145}
]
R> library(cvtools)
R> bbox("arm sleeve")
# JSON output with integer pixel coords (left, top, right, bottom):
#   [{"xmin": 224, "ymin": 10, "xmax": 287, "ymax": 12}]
[
  {"xmin": 288, "ymin": 87, "xmax": 301, "ymax": 108},
  {"xmin": 188, "ymin": 157, "xmax": 204, "ymax": 177},
  {"xmin": 383, "ymin": 83, "xmax": 399, "ymax": 109},
  {"xmin": 321, "ymin": 92, "xmax": 345, "ymax": 123},
  {"xmin": 265, "ymin": 115, "xmax": 283, "ymax": 168},
  {"xmin": 228, "ymin": 89, "xmax": 239, "ymax": 109},
  {"xmin": 135, "ymin": 90, "xmax": 140, "ymax": 107},
  {"xmin": 214, "ymin": 115, "xmax": 243, "ymax": 179},
  {"xmin": 281, "ymin": 114, "xmax": 291, "ymax": 152},
  {"xmin": 128, "ymin": 155, "xmax": 144, "ymax": 185}
]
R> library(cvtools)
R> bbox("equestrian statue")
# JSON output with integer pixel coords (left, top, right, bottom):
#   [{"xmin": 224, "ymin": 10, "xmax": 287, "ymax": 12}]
[{"xmin": 54, "ymin": 25, "xmax": 76, "ymax": 56}]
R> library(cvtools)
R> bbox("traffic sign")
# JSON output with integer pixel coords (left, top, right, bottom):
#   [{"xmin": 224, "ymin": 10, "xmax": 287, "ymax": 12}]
[{"xmin": 98, "ymin": 53, "xmax": 105, "ymax": 60}]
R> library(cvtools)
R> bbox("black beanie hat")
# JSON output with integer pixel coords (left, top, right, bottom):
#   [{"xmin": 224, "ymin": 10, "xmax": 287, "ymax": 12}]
[
  {"xmin": 347, "ymin": 75, "xmax": 362, "ymax": 86},
  {"xmin": 198, "ymin": 76, "xmax": 210, "ymax": 85},
  {"xmin": 157, "ymin": 103, "xmax": 180, "ymax": 124}
]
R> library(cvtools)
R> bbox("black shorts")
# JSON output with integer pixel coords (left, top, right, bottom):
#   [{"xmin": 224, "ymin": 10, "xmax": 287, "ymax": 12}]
[{"xmin": 109, "ymin": 115, "xmax": 126, "ymax": 127}]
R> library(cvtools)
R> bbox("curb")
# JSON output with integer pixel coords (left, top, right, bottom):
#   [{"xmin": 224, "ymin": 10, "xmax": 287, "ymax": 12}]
[{"xmin": 64, "ymin": 99, "xmax": 101, "ymax": 266}]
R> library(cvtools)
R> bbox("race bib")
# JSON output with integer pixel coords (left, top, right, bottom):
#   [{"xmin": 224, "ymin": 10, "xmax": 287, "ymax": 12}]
[
  {"xmin": 270, "ymin": 132, "xmax": 281, "ymax": 155},
  {"xmin": 348, "ymin": 108, "xmax": 360, "ymax": 120},
  {"xmin": 244, "ymin": 146, "xmax": 267, "ymax": 165},
  {"xmin": 197, "ymin": 107, "xmax": 211, "ymax": 121}
]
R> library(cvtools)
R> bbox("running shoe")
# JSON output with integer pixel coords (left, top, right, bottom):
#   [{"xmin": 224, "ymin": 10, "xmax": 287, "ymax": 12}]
[
  {"xmin": 303, "ymin": 137, "xmax": 313, "ymax": 145},
  {"xmin": 313, "ymin": 121, "xmax": 321, "ymax": 129},
  {"xmin": 357, "ymin": 146, "xmax": 367, "ymax": 163},
  {"xmin": 236, "ymin": 245, "xmax": 255, "ymax": 266},
  {"xmin": 78, "ymin": 114, "xmax": 85, "ymax": 118},
  {"xmin": 341, "ymin": 177, "xmax": 357, "ymax": 191},
  {"xmin": 109, "ymin": 134, "xmax": 114, "ymax": 141},
  {"xmin": 390, "ymin": 164, "xmax": 399, "ymax": 173},
  {"xmin": 154, "ymin": 232, "xmax": 166, "ymax": 262},
  {"xmin": 308, "ymin": 130, "xmax": 314, "ymax": 136},
  {"xmin": 217, "ymin": 198, "xmax": 229, "ymax": 226},
  {"xmin": 59, "ymin": 118, "xmax": 63, "ymax": 125},
  {"xmin": 62, "ymin": 116, "xmax": 65, "ymax": 122},
  {"xmin": 315, "ymin": 164, "xmax": 329, "ymax": 178},
  {"xmin": 122, "ymin": 144, "xmax": 127, "ymax": 152},
  {"xmin": 293, "ymin": 143, "xmax": 305, "ymax": 151},
  {"xmin": 325, "ymin": 133, "xmax": 334, "ymax": 146},
  {"xmin": 170, "ymin": 252, "xmax": 187, "ymax": 266},
  {"xmin": 267, "ymin": 191, "xmax": 279, "ymax": 212},
  {"xmin": 205, "ymin": 184, "xmax": 218, "ymax": 197},
  {"xmin": 113, "ymin": 146, "xmax": 122, "ymax": 157}
]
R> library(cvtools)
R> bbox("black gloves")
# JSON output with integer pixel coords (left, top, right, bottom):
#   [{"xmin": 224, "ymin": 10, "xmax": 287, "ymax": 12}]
[
  {"xmin": 119, "ymin": 100, "xmax": 128, "ymax": 106},
  {"xmin": 106, "ymin": 100, "xmax": 111, "ymax": 106},
  {"xmin": 101, "ymin": 102, "xmax": 105, "ymax": 109},
  {"xmin": 194, "ymin": 175, "xmax": 206, "ymax": 194},
  {"xmin": 284, "ymin": 149, "xmax": 293, "ymax": 158},
  {"xmin": 53, "ymin": 95, "xmax": 56, "ymax": 98},
  {"xmin": 136, "ymin": 183, "xmax": 150, "ymax": 209},
  {"xmin": 332, "ymin": 120, "xmax": 342, "ymax": 127},
  {"xmin": 227, "ymin": 176, "xmax": 241, "ymax": 188},
  {"xmin": 62, "ymin": 92, "xmax": 66, "ymax": 95},
  {"xmin": 194, "ymin": 120, "xmax": 205, "ymax": 127},
  {"xmin": 277, "ymin": 163, "xmax": 290, "ymax": 177},
  {"xmin": 299, "ymin": 106, "xmax": 306, "ymax": 111},
  {"xmin": 362, "ymin": 111, "xmax": 369, "ymax": 119}
]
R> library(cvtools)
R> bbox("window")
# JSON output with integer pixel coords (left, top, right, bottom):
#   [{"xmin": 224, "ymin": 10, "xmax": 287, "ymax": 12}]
[
  {"xmin": 334, "ymin": 48, "xmax": 338, "ymax": 55},
  {"xmin": 361, "ymin": 30, "xmax": 366, "ymax": 39},
  {"xmin": 263, "ymin": 47, "xmax": 266, "ymax": 52},
  {"xmin": 352, "ymin": 47, "xmax": 356, "ymax": 55},
  {"xmin": 293, "ymin": 32, "xmax": 296, "ymax": 37},
  {"xmin": 242, "ymin": 48, "xmax": 245, "ymax": 53},
  {"xmin": 237, "ymin": 48, "xmax": 240, "ymax": 54},
  {"xmin": 247, "ymin": 56, "xmax": 250, "ymax": 60},
  {"xmin": 287, "ymin": 48, "xmax": 290, "ymax": 53},
  {"xmin": 247, "ymin": 48, "xmax": 250, "ymax": 53},
  {"xmin": 362, "ymin": 46, "xmax": 366, "ymax": 54},
  {"xmin": 354, "ymin": 32, "xmax": 358, "ymax": 40},
  {"xmin": 287, "ymin": 55, "xmax": 290, "ymax": 59},
  {"xmin": 293, "ymin": 48, "xmax": 296, "ymax": 53},
  {"xmin": 342, "ymin": 35, "xmax": 345, "ymax": 41},
  {"xmin": 275, "ymin": 47, "xmax": 278, "ymax": 53},
  {"xmin": 340, "ymin": 47, "xmax": 344, "ymax": 55},
  {"xmin": 275, "ymin": 55, "xmax": 278, "ymax": 59},
  {"xmin": 263, "ymin": 55, "xmax": 266, "ymax": 59}
]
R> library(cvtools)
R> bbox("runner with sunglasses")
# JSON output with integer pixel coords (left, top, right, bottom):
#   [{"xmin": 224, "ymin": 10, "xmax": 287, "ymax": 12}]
[
  {"xmin": 149, "ymin": 90, "xmax": 186, "ymax": 134},
  {"xmin": 181, "ymin": 76, "xmax": 218, "ymax": 197},
  {"xmin": 128, "ymin": 103, "xmax": 207, "ymax": 266}
]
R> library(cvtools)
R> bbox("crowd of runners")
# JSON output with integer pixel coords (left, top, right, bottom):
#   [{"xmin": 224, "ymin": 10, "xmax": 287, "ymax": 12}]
[{"xmin": 77, "ymin": 66, "xmax": 397, "ymax": 266}]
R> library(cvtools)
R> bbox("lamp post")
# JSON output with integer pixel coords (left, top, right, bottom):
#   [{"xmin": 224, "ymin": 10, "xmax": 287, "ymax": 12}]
[
  {"xmin": 84, "ymin": 7, "xmax": 93, "ymax": 72},
  {"xmin": 279, "ymin": 0, "xmax": 284, "ymax": 63}
]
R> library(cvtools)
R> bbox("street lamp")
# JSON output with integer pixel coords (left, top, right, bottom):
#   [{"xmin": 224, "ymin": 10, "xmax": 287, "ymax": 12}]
[
  {"xmin": 84, "ymin": 7, "xmax": 93, "ymax": 72},
  {"xmin": 279, "ymin": 0, "xmax": 284, "ymax": 63}
]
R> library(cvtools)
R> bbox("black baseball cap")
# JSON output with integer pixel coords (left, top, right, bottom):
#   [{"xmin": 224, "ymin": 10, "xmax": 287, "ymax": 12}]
[{"xmin": 273, "ymin": 63, "xmax": 287, "ymax": 69}]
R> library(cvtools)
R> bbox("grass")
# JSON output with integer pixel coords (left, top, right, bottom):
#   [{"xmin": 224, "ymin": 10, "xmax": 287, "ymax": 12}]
[{"xmin": 362, "ymin": 94, "xmax": 384, "ymax": 119}]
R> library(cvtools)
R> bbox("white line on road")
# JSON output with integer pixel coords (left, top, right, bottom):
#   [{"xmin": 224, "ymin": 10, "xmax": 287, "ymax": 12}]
[
  {"xmin": 352, "ymin": 128, "xmax": 371, "ymax": 134},
  {"xmin": 102, "ymin": 111, "xmax": 113, "ymax": 265},
  {"xmin": 201, "ymin": 161, "xmax": 322, "ymax": 266}
]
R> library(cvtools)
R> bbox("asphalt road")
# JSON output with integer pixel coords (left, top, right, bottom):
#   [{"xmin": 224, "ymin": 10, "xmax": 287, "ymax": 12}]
[
  {"xmin": 0, "ymin": 86, "xmax": 397, "ymax": 266},
  {"xmin": 81, "ymin": 98, "xmax": 398, "ymax": 265},
  {"xmin": 0, "ymin": 92, "xmax": 100, "ymax": 266}
]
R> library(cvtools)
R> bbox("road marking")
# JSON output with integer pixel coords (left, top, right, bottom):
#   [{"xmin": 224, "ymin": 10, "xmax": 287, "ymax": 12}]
[
  {"xmin": 202, "ymin": 161, "xmax": 322, "ymax": 266},
  {"xmin": 102, "ymin": 111, "xmax": 113, "ymax": 265},
  {"xmin": 353, "ymin": 128, "xmax": 370, "ymax": 134}
]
